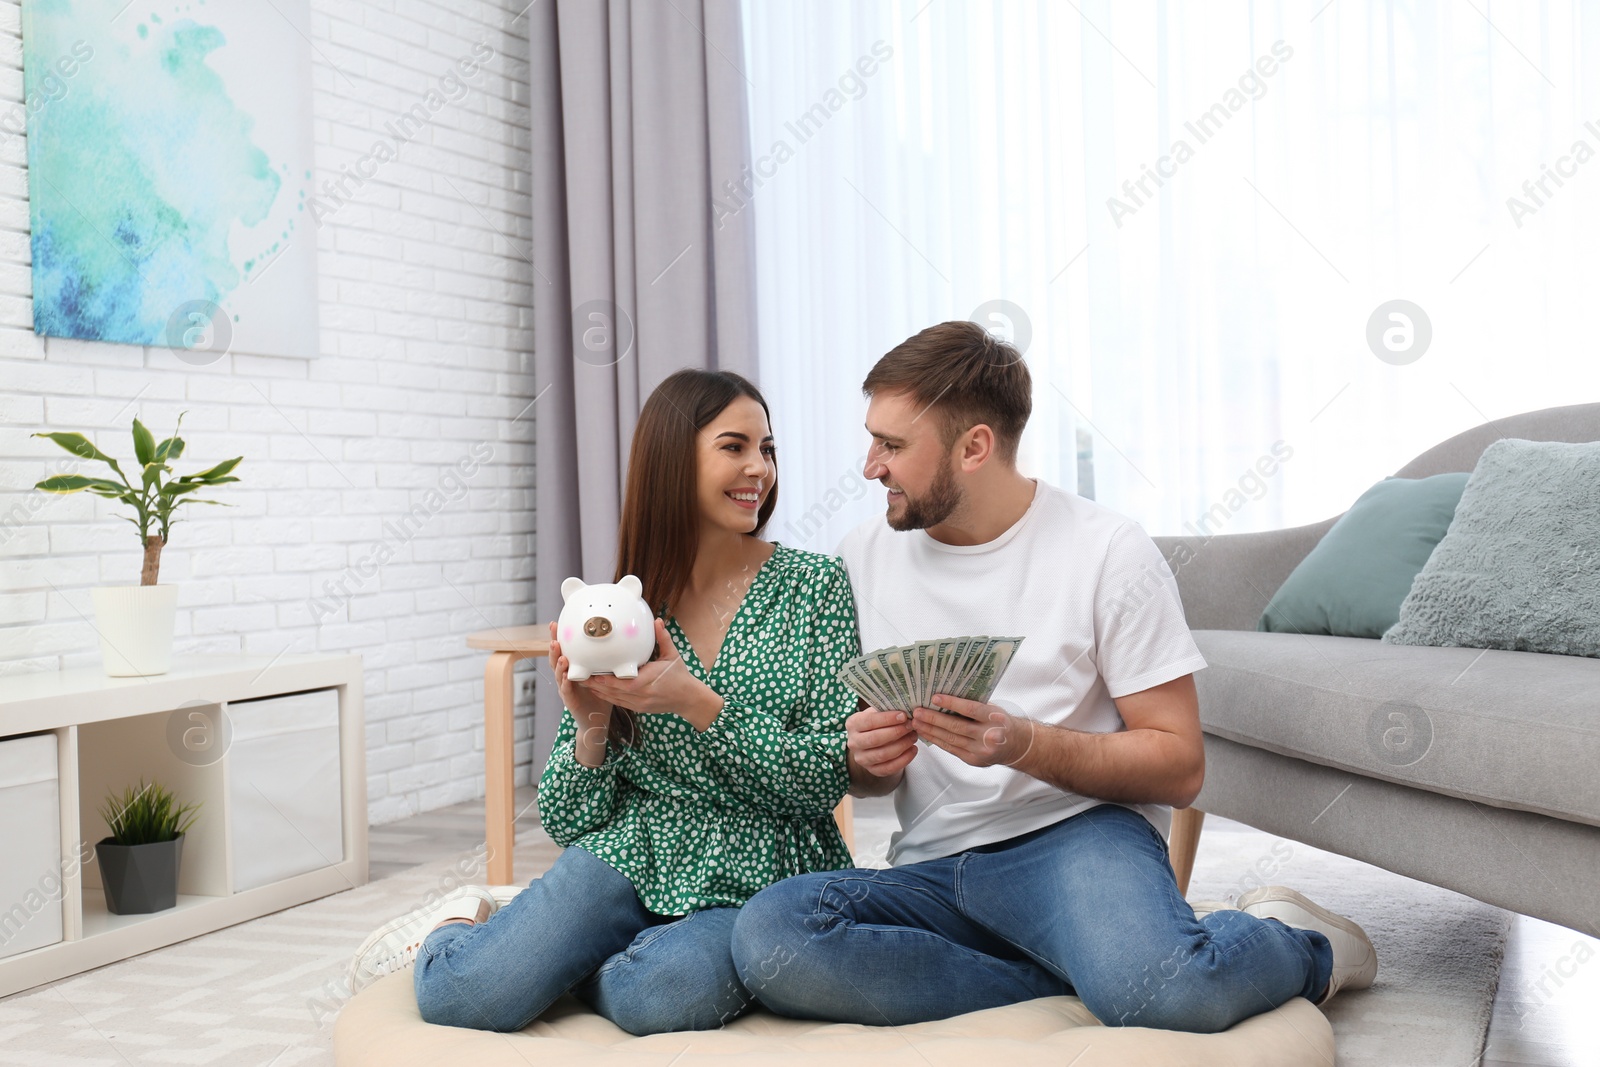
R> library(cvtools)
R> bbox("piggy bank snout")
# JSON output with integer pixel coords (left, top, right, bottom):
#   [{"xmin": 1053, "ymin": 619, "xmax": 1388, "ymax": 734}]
[{"xmin": 583, "ymin": 616, "xmax": 613, "ymax": 638}]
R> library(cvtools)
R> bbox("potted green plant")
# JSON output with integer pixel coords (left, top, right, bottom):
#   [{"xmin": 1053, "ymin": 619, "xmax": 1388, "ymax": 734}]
[
  {"xmin": 94, "ymin": 779, "xmax": 202, "ymax": 915},
  {"xmin": 32, "ymin": 413, "xmax": 242, "ymax": 676}
]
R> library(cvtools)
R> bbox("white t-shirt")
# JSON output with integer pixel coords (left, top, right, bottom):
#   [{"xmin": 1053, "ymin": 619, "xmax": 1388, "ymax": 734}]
[{"xmin": 835, "ymin": 479, "xmax": 1207, "ymax": 866}]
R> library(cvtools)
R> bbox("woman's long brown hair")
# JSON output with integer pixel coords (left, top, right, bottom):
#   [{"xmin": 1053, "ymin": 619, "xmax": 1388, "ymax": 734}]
[{"xmin": 607, "ymin": 369, "xmax": 779, "ymax": 746}]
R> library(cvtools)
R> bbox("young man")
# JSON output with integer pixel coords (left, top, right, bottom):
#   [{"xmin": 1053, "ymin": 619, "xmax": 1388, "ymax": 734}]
[{"xmin": 730, "ymin": 321, "xmax": 1376, "ymax": 1033}]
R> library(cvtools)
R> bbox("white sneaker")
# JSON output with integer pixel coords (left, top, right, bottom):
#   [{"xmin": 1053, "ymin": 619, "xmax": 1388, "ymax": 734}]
[
  {"xmin": 1189, "ymin": 899, "xmax": 1236, "ymax": 919},
  {"xmin": 348, "ymin": 885, "xmax": 498, "ymax": 994},
  {"xmin": 1237, "ymin": 885, "xmax": 1377, "ymax": 1004},
  {"xmin": 487, "ymin": 884, "xmax": 525, "ymax": 909}
]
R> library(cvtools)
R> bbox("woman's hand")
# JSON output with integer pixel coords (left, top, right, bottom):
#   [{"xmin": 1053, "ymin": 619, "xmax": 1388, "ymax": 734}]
[
  {"xmin": 549, "ymin": 622, "xmax": 614, "ymax": 766},
  {"xmin": 548, "ymin": 622, "xmax": 613, "ymax": 719},
  {"xmin": 581, "ymin": 619, "xmax": 725, "ymax": 731}
]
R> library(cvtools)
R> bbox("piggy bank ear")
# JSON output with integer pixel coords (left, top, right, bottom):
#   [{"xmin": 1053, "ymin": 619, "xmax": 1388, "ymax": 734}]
[
  {"xmin": 617, "ymin": 574, "xmax": 643, "ymax": 599},
  {"xmin": 561, "ymin": 576, "xmax": 587, "ymax": 601}
]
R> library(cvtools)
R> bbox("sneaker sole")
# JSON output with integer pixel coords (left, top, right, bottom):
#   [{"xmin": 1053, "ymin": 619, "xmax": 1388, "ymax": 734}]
[
  {"xmin": 347, "ymin": 913, "xmax": 429, "ymax": 993},
  {"xmin": 1237, "ymin": 885, "xmax": 1377, "ymax": 991}
]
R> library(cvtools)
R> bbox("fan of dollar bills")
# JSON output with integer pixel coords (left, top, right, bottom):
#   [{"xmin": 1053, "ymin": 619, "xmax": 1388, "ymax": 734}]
[{"xmin": 837, "ymin": 636, "xmax": 1024, "ymax": 714}]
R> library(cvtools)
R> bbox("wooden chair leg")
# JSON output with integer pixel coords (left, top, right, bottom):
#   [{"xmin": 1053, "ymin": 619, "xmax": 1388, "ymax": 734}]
[
  {"xmin": 483, "ymin": 651, "xmax": 519, "ymax": 886},
  {"xmin": 834, "ymin": 795, "xmax": 855, "ymax": 857},
  {"xmin": 1168, "ymin": 807, "xmax": 1206, "ymax": 897}
]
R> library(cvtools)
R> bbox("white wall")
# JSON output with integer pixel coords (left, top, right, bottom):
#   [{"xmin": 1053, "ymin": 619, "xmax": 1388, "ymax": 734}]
[{"xmin": 0, "ymin": 0, "xmax": 539, "ymax": 826}]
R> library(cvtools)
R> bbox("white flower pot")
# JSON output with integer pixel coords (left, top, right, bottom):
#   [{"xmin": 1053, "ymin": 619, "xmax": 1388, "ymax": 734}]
[{"xmin": 90, "ymin": 585, "xmax": 179, "ymax": 677}]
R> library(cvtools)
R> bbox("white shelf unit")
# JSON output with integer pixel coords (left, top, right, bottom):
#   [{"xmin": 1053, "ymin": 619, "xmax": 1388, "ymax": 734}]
[{"xmin": 0, "ymin": 654, "xmax": 366, "ymax": 999}]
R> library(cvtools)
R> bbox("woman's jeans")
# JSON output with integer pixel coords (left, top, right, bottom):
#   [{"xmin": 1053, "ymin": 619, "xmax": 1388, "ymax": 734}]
[
  {"xmin": 731, "ymin": 803, "xmax": 1333, "ymax": 1033},
  {"xmin": 414, "ymin": 845, "xmax": 752, "ymax": 1034}
]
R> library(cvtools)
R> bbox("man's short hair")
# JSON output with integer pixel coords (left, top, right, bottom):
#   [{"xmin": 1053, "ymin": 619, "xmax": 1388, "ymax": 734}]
[{"xmin": 862, "ymin": 320, "xmax": 1032, "ymax": 462}]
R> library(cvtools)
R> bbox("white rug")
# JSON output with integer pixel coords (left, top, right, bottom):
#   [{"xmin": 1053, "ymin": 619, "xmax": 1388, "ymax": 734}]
[
  {"xmin": 0, "ymin": 817, "xmax": 1507, "ymax": 1067},
  {"xmin": 0, "ymin": 833, "xmax": 562, "ymax": 1067}
]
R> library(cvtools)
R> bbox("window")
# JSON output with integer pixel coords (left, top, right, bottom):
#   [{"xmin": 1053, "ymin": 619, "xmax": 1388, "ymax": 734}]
[{"xmin": 743, "ymin": 0, "xmax": 1598, "ymax": 548}]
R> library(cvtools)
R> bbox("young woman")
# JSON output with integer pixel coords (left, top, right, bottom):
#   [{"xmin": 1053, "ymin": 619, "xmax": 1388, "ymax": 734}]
[{"xmin": 348, "ymin": 369, "xmax": 860, "ymax": 1035}]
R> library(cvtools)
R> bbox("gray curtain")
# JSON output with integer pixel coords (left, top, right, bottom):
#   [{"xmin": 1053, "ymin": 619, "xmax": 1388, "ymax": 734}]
[{"xmin": 529, "ymin": 0, "xmax": 759, "ymax": 773}]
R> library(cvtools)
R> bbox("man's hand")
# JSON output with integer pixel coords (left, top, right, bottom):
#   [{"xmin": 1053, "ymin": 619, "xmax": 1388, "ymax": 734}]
[
  {"xmin": 845, "ymin": 706, "xmax": 917, "ymax": 796},
  {"xmin": 910, "ymin": 694, "xmax": 1035, "ymax": 768},
  {"xmin": 905, "ymin": 675, "xmax": 1205, "ymax": 809},
  {"xmin": 580, "ymin": 619, "xmax": 725, "ymax": 730}
]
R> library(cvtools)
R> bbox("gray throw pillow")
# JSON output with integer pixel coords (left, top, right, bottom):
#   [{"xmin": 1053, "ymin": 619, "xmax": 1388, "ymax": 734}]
[
  {"xmin": 1258, "ymin": 472, "xmax": 1470, "ymax": 638},
  {"xmin": 1383, "ymin": 439, "xmax": 1600, "ymax": 657}
]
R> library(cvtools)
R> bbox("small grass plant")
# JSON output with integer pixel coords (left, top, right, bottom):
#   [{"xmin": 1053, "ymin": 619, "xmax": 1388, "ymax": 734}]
[{"xmin": 99, "ymin": 779, "xmax": 202, "ymax": 846}]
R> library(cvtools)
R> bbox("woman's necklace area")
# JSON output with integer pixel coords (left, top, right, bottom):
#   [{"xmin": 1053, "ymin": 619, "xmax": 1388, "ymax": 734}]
[
  {"xmin": 674, "ymin": 542, "xmax": 766, "ymax": 666},
  {"xmin": 701, "ymin": 557, "xmax": 757, "ymax": 629}
]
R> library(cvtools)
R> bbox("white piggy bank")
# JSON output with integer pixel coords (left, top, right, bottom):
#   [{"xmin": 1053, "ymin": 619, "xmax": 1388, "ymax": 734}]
[{"xmin": 557, "ymin": 575, "xmax": 657, "ymax": 680}]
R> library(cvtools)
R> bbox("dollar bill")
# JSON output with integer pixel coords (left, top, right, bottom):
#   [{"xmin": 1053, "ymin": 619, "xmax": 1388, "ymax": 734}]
[
  {"xmin": 880, "ymin": 647, "xmax": 915, "ymax": 712},
  {"xmin": 837, "ymin": 636, "xmax": 1026, "ymax": 716},
  {"xmin": 944, "ymin": 636, "xmax": 992, "ymax": 706},
  {"xmin": 924, "ymin": 638, "xmax": 957, "ymax": 705},
  {"xmin": 840, "ymin": 660, "xmax": 892, "ymax": 711},
  {"xmin": 862, "ymin": 656, "xmax": 904, "ymax": 711},
  {"xmin": 977, "ymin": 637, "xmax": 1023, "ymax": 703},
  {"xmin": 860, "ymin": 661, "xmax": 899, "ymax": 711},
  {"xmin": 953, "ymin": 639, "xmax": 1012, "ymax": 703},
  {"xmin": 933, "ymin": 636, "xmax": 973, "ymax": 704},
  {"xmin": 946, "ymin": 636, "xmax": 1025, "ymax": 709},
  {"xmin": 913, "ymin": 639, "xmax": 940, "ymax": 707}
]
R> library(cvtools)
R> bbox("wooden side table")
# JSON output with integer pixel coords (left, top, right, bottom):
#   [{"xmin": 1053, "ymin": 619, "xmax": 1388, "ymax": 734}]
[
  {"xmin": 466, "ymin": 625, "xmax": 855, "ymax": 886},
  {"xmin": 466, "ymin": 625, "xmax": 550, "ymax": 886}
]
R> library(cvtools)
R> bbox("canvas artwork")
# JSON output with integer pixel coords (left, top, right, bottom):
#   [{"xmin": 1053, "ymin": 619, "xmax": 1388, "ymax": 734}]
[{"xmin": 21, "ymin": 0, "xmax": 319, "ymax": 361}]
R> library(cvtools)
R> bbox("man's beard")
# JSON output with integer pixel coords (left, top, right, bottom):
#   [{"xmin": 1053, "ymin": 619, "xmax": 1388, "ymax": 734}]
[{"xmin": 887, "ymin": 459, "xmax": 962, "ymax": 531}]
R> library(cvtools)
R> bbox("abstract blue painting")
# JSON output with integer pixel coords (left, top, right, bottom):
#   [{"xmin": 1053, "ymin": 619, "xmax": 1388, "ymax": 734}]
[{"xmin": 22, "ymin": 0, "xmax": 318, "ymax": 360}]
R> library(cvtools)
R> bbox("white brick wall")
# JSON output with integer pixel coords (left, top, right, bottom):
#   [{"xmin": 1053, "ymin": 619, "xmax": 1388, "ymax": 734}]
[{"xmin": 0, "ymin": 0, "xmax": 540, "ymax": 827}]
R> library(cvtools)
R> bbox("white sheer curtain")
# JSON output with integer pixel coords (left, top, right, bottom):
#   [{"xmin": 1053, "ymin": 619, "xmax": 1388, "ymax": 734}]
[{"xmin": 741, "ymin": 0, "xmax": 1600, "ymax": 552}]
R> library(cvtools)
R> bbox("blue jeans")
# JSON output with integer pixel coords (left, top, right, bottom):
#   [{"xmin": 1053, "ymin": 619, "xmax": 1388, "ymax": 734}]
[
  {"xmin": 414, "ymin": 845, "xmax": 752, "ymax": 1034},
  {"xmin": 731, "ymin": 803, "xmax": 1333, "ymax": 1033}
]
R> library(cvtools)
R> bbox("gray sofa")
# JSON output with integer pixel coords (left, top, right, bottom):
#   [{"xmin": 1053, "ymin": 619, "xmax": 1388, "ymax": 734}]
[{"xmin": 1154, "ymin": 402, "xmax": 1600, "ymax": 938}]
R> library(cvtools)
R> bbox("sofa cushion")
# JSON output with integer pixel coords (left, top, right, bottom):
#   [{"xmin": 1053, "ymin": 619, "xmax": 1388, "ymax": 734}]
[
  {"xmin": 1192, "ymin": 630, "xmax": 1600, "ymax": 827},
  {"xmin": 1257, "ymin": 472, "xmax": 1469, "ymax": 638},
  {"xmin": 333, "ymin": 970, "xmax": 1335, "ymax": 1067},
  {"xmin": 1383, "ymin": 438, "xmax": 1600, "ymax": 657}
]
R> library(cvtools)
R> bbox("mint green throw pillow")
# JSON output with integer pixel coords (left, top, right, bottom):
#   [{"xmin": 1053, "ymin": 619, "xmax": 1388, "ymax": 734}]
[
  {"xmin": 1258, "ymin": 472, "xmax": 1470, "ymax": 637},
  {"xmin": 1383, "ymin": 440, "xmax": 1600, "ymax": 657}
]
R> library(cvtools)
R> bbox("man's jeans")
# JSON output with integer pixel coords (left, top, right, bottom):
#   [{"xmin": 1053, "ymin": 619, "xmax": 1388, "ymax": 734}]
[
  {"xmin": 414, "ymin": 844, "xmax": 752, "ymax": 1034},
  {"xmin": 730, "ymin": 803, "xmax": 1333, "ymax": 1033}
]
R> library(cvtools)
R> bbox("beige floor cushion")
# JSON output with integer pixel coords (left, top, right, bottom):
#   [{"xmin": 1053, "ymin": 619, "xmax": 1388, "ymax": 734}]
[{"xmin": 333, "ymin": 971, "xmax": 1335, "ymax": 1066}]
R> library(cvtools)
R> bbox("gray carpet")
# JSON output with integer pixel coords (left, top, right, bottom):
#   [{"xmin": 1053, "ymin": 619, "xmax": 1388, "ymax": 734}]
[
  {"xmin": 1184, "ymin": 820, "xmax": 1512, "ymax": 1067},
  {"xmin": 0, "ymin": 816, "xmax": 1507, "ymax": 1066}
]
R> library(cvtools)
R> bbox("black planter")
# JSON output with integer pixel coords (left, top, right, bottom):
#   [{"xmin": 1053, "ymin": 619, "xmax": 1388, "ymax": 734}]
[{"xmin": 95, "ymin": 833, "xmax": 185, "ymax": 915}]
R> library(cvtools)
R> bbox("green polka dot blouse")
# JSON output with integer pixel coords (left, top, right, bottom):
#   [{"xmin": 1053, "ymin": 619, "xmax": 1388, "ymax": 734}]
[{"xmin": 537, "ymin": 543, "xmax": 860, "ymax": 916}]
